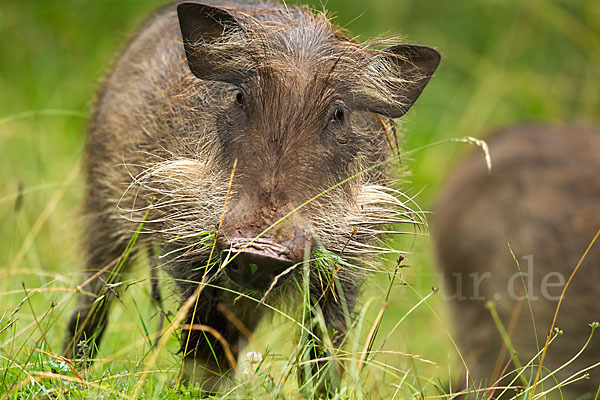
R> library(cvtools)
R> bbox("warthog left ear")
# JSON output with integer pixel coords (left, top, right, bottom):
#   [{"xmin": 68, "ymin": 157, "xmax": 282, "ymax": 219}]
[
  {"xmin": 358, "ymin": 44, "xmax": 441, "ymax": 118},
  {"xmin": 177, "ymin": 2, "xmax": 246, "ymax": 83}
]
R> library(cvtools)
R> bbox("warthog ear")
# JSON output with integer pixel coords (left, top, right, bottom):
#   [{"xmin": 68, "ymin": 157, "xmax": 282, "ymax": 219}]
[
  {"xmin": 177, "ymin": 2, "xmax": 244, "ymax": 83},
  {"xmin": 359, "ymin": 44, "xmax": 441, "ymax": 118}
]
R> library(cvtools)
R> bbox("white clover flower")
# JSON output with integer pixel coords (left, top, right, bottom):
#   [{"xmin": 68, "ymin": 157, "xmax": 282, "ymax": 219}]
[{"xmin": 246, "ymin": 351, "xmax": 263, "ymax": 364}]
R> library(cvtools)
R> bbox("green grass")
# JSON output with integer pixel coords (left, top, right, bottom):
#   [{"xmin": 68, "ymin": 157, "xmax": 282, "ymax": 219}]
[{"xmin": 1, "ymin": 0, "xmax": 599, "ymax": 398}]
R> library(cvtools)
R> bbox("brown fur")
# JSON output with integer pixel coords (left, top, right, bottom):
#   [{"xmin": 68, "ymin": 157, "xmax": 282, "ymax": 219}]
[
  {"xmin": 65, "ymin": 0, "xmax": 439, "ymax": 391},
  {"xmin": 434, "ymin": 125, "xmax": 600, "ymax": 398}
]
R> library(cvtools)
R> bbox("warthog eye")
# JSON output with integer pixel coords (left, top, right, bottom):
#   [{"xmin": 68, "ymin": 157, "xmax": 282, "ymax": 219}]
[
  {"xmin": 234, "ymin": 89, "xmax": 245, "ymax": 106},
  {"xmin": 331, "ymin": 105, "xmax": 346, "ymax": 123}
]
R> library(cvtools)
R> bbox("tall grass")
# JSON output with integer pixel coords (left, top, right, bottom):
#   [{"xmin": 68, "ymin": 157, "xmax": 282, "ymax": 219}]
[{"xmin": 1, "ymin": 0, "xmax": 599, "ymax": 398}]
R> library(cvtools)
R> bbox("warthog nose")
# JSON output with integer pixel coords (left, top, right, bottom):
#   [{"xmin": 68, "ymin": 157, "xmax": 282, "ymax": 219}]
[{"xmin": 221, "ymin": 250, "xmax": 294, "ymax": 291}]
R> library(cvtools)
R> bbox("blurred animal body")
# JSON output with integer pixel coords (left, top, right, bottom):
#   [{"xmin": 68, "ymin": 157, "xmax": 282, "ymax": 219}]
[{"xmin": 434, "ymin": 125, "xmax": 600, "ymax": 398}]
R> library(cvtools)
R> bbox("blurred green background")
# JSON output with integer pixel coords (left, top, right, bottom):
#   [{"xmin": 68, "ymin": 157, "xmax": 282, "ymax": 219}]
[{"xmin": 1, "ymin": 0, "xmax": 599, "ymax": 396}]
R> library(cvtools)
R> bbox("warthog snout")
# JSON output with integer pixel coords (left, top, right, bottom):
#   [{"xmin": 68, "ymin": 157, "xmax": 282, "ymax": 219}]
[
  {"xmin": 222, "ymin": 248, "xmax": 294, "ymax": 290},
  {"xmin": 220, "ymin": 237, "xmax": 297, "ymax": 290}
]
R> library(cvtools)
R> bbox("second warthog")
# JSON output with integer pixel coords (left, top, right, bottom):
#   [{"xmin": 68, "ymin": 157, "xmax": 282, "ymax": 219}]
[{"xmin": 434, "ymin": 125, "xmax": 600, "ymax": 398}]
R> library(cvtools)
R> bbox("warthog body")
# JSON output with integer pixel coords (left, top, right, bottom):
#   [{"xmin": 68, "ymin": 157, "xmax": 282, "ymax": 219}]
[
  {"xmin": 65, "ymin": 0, "xmax": 440, "ymax": 390},
  {"xmin": 434, "ymin": 125, "xmax": 600, "ymax": 398}
]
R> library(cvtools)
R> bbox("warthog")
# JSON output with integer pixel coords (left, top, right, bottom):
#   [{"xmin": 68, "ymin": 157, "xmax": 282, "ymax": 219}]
[
  {"xmin": 434, "ymin": 125, "xmax": 600, "ymax": 398},
  {"xmin": 65, "ymin": 0, "xmax": 440, "ymax": 392}
]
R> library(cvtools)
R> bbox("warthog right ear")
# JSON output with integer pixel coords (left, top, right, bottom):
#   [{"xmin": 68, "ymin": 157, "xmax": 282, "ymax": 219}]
[
  {"xmin": 177, "ymin": 2, "xmax": 245, "ymax": 83},
  {"xmin": 357, "ymin": 44, "xmax": 441, "ymax": 118}
]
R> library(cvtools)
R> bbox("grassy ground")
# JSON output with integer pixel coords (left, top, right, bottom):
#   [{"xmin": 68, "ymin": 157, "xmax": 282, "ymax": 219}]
[{"xmin": 1, "ymin": 0, "xmax": 599, "ymax": 398}]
